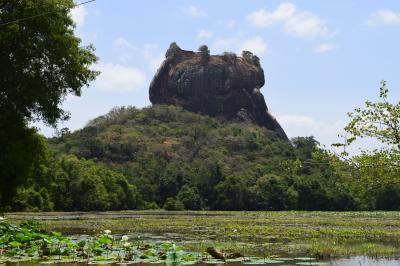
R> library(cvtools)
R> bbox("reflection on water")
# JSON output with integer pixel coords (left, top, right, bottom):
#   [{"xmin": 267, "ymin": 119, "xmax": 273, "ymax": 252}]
[
  {"xmin": 3, "ymin": 256, "xmax": 400, "ymax": 266},
  {"xmin": 330, "ymin": 256, "xmax": 400, "ymax": 265}
]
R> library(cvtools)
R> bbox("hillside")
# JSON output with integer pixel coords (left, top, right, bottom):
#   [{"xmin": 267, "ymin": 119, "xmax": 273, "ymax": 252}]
[{"xmin": 10, "ymin": 104, "xmax": 361, "ymax": 212}]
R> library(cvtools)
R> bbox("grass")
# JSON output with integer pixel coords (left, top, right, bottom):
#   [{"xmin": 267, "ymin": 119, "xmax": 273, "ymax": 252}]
[{"xmin": 5, "ymin": 211, "xmax": 400, "ymax": 258}]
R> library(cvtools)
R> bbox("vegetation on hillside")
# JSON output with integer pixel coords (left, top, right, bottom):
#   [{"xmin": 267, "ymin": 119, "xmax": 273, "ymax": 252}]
[{"xmin": 6, "ymin": 103, "xmax": 396, "ymax": 212}]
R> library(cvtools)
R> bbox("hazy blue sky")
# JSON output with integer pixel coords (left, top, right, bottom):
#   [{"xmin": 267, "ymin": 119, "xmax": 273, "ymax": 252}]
[{"xmin": 38, "ymin": 0, "xmax": 400, "ymax": 154}]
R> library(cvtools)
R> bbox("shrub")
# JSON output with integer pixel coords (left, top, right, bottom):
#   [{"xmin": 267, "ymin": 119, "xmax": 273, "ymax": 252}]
[
  {"xmin": 198, "ymin": 45, "xmax": 210, "ymax": 60},
  {"xmin": 222, "ymin": 52, "xmax": 237, "ymax": 62},
  {"xmin": 177, "ymin": 185, "xmax": 203, "ymax": 210},
  {"xmin": 242, "ymin": 50, "xmax": 260, "ymax": 67},
  {"xmin": 163, "ymin": 197, "xmax": 185, "ymax": 211}
]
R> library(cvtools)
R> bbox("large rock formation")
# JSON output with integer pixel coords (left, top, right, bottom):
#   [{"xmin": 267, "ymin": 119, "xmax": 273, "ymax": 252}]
[{"xmin": 149, "ymin": 43, "xmax": 288, "ymax": 140}]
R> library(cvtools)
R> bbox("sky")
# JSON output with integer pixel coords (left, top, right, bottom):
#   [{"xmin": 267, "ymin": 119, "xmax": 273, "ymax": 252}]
[{"xmin": 38, "ymin": 0, "xmax": 400, "ymax": 154}]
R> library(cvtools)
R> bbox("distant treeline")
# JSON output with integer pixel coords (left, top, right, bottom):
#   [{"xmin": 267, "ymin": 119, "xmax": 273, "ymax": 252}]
[{"xmin": 6, "ymin": 105, "xmax": 400, "ymax": 211}]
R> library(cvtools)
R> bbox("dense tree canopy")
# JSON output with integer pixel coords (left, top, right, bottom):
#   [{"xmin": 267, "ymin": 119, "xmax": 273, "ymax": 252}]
[
  {"xmin": 5, "ymin": 104, "xmax": 399, "ymax": 211},
  {"xmin": 6, "ymin": 105, "xmax": 368, "ymax": 211},
  {"xmin": 0, "ymin": 0, "xmax": 98, "ymax": 206},
  {"xmin": 0, "ymin": 0, "xmax": 98, "ymax": 125},
  {"xmin": 333, "ymin": 81, "xmax": 400, "ymax": 210}
]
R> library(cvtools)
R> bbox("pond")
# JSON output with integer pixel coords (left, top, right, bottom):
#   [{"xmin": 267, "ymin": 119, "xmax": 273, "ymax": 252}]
[
  {"xmin": 2, "ymin": 256, "xmax": 400, "ymax": 266},
  {"xmin": 3, "ymin": 212, "xmax": 400, "ymax": 266}
]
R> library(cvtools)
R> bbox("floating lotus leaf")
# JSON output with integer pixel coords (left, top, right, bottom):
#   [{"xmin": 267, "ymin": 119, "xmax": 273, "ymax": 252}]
[
  {"xmin": 243, "ymin": 259, "xmax": 285, "ymax": 265},
  {"xmin": 181, "ymin": 262, "xmax": 197, "ymax": 265},
  {"xmin": 39, "ymin": 261, "xmax": 58, "ymax": 265},
  {"xmin": 275, "ymin": 258, "xmax": 294, "ymax": 261},
  {"xmin": 202, "ymin": 259, "xmax": 225, "ymax": 265},
  {"xmin": 296, "ymin": 263, "xmax": 327, "ymax": 266},
  {"xmin": 88, "ymin": 261, "xmax": 117, "ymax": 265},
  {"xmin": 147, "ymin": 260, "xmax": 165, "ymax": 265},
  {"xmin": 8, "ymin": 258, "xmax": 33, "ymax": 263},
  {"xmin": 294, "ymin": 258, "xmax": 316, "ymax": 261}
]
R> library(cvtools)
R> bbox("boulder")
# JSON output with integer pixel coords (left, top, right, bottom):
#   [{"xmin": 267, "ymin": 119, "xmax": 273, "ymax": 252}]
[{"xmin": 149, "ymin": 43, "xmax": 288, "ymax": 140}]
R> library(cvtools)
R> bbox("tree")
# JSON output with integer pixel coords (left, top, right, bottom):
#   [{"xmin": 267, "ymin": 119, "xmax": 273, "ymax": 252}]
[
  {"xmin": 334, "ymin": 81, "xmax": 400, "ymax": 177},
  {"xmin": 50, "ymin": 155, "xmax": 140, "ymax": 211},
  {"xmin": 340, "ymin": 81, "xmax": 400, "ymax": 151},
  {"xmin": 221, "ymin": 52, "xmax": 237, "ymax": 62},
  {"xmin": 242, "ymin": 51, "xmax": 260, "ymax": 67},
  {"xmin": 163, "ymin": 197, "xmax": 185, "ymax": 211},
  {"xmin": 0, "ymin": 0, "xmax": 98, "ymax": 206},
  {"xmin": 334, "ymin": 81, "xmax": 400, "ymax": 209},
  {"xmin": 198, "ymin": 45, "xmax": 210, "ymax": 60},
  {"xmin": 213, "ymin": 175, "xmax": 251, "ymax": 210},
  {"xmin": 177, "ymin": 185, "xmax": 203, "ymax": 210},
  {"xmin": 251, "ymin": 174, "xmax": 298, "ymax": 210}
]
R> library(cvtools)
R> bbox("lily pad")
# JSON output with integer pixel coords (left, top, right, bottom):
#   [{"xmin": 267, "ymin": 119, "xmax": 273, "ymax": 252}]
[
  {"xmin": 39, "ymin": 261, "xmax": 59, "ymax": 265},
  {"xmin": 226, "ymin": 258, "xmax": 243, "ymax": 262},
  {"xmin": 8, "ymin": 258, "xmax": 33, "ymax": 263},
  {"xmin": 275, "ymin": 258, "xmax": 294, "ymax": 261},
  {"xmin": 147, "ymin": 261, "xmax": 165, "ymax": 265},
  {"xmin": 243, "ymin": 259, "xmax": 285, "ymax": 265},
  {"xmin": 181, "ymin": 262, "xmax": 197, "ymax": 266},
  {"xmin": 202, "ymin": 260, "xmax": 225, "ymax": 265},
  {"xmin": 88, "ymin": 261, "xmax": 117, "ymax": 265},
  {"xmin": 294, "ymin": 258, "xmax": 316, "ymax": 261},
  {"xmin": 296, "ymin": 263, "xmax": 327, "ymax": 266}
]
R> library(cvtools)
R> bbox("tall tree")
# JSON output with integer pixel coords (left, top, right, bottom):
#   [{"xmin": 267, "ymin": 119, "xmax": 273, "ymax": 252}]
[
  {"xmin": 334, "ymin": 81, "xmax": 400, "ymax": 189},
  {"xmin": 0, "ymin": 0, "xmax": 98, "ymax": 206}
]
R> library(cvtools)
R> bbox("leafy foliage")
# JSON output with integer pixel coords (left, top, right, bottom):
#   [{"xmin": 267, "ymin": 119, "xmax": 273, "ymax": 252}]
[
  {"xmin": 334, "ymin": 81, "xmax": 400, "ymax": 209},
  {"xmin": 0, "ymin": 0, "xmax": 98, "ymax": 206},
  {"xmin": 8, "ymin": 99, "xmax": 400, "ymax": 211},
  {"xmin": 20, "ymin": 104, "xmax": 363, "ymax": 211},
  {"xmin": 242, "ymin": 51, "xmax": 261, "ymax": 67},
  {"xmin": 0, "ymin": 219, "xmax": 199, "ymax": 263},
  {"xmin": 198, "ymin": 45, "xmax": 210, "ymax": 60},
  {"xmin": 221, "ymin": 52, "xmax": 237, "ymax": 62}
]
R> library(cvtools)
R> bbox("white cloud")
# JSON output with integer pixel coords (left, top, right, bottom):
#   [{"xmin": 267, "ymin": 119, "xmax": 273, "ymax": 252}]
[
  {"xmin": 247, "ymin": 2, "xmax": 330, "ymax": 39},
  {"xmin": 212, "ymin": 37, "xmax": 238, "ymax": 53},
  {"xmin": 277, "ymin": 114, "xmax": 345, "ymax": 145},
  {"xmin": 277, "ymin": 114, "xmax": 343, "ymax": 138},
  {"xmin": 111, "ymin": 39, "xmax": 164, "ymax": 71},
  {"xmin": 226, "ymin": 19, "xmax": 236, "ymax": 28},
  {"xmin": 113, "ymin": 37, "xmax": 136, "ymax": 64},
  {"xmin": 143, "ymin": 44, "xmax": 164, "ymax": 72},
  {"xmin": 181, "ymin": 5, "xmax": 206, "ymax": 18},
  {"xmin": 114, "ymin": 37, "xmax": 134, "ymax": 50},
  {"xmin": 218, "ymin": 19, "xmax": 236, "ymax": 29},
  {"xmin": 241, "ymin": 36, "xmax": 268, "ymax": 55},
  {"xmin": 314, "ymin": 43, "xmax": 335, "ymax": 53},
  {"xmin": 248, "ymin": 3, "xmax": 295, "ymax": 27},
  {"xmin": 149, "ymin": 56, "xmax": 164, "ymax": 72},
  {"xmin": 212, "ymin": 36, "xmax": 268, "ymax": 55},
  {"xmin": 93, "ymin": 62, "xmax": 146, "ymax": 92},
  {"xmin": 70, "ymin": 5, "xmax": 87, "ymax": 27},
  {"xmin": 276, "ymin": 114, "xmax": 384, "ymax": 155},
  {"xmin": 197, "ymin": 29, "xmax": 213, "ymax": 39},
  {"xmin": 366, "ymin": 9, "xmax": 400, "ymax": 26}
]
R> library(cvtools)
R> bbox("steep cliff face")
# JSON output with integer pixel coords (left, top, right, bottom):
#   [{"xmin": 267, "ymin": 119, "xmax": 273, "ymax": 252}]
[{"xmin": 149, "ymin": 43, "xmax": 288, "ymax": 140}]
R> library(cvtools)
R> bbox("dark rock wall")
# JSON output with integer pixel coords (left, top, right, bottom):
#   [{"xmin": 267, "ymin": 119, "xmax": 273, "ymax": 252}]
[{"xmin": 149, "ymin": 43, "xmax": 288, "ymax": 141}]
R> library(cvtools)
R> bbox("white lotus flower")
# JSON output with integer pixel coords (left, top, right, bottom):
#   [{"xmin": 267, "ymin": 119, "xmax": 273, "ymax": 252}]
[
  {"xmin": 104, "ymin": 229, "xmax": 112, "ymax": 234},
  {"xmin": 123, "ymin": 242, "xmax": 131, "ymax": 248},
  {"xmin": 0, "ymin": 217, "xmax": 4, "ymax": 221},
  {"xmin": 121, "ymin": 235, "xmax": 129, "ymax": 241}
]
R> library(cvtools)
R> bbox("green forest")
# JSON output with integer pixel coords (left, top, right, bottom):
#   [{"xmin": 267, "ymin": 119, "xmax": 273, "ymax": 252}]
[
  {"xmin": 1, "ymin": 0, "xmax": 399, "ymax": 213},
  {"xmin": 5, "ymin": 102, "xmax": 399, "ymax": 212}
]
